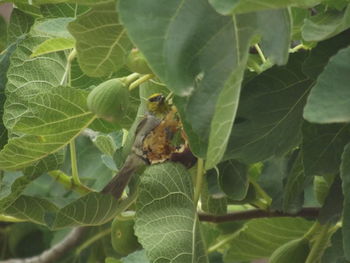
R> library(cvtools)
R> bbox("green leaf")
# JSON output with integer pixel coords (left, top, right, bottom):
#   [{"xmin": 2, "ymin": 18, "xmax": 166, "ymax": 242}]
[
  {"xmin": 68, "ymin": 4, "xmax": 133, "ymax": 77},
  {"xmin": 201, "ymin": 176, "xmax": 227, "ymax": 215},
  {"xmin": 31, "ymin": 38, "xmax": 75, "ymax": 57},
  {"xmin": 4, "ymin": 32, "xmax": 67, "ymax": 130},
  {"xmin": 302, "ymin": 30, "xmax": 350, "ymax": 79},
  {"xmin": 7, "ymin": 8, "xmax": 34, "ymax": 44},
  {"xmin": 256, "ymin": 8, "xmax": 291, "ymax": 66},
  {"xmin": 304, "ymin": 46, "xmax": 350, "ymax": 123},
  {"xmin": 0, "ymin": 43, "xmax": 17, "ymax": 149},
  {"xmin": 323, "ymin": 0, "xmax": 350, "ymax": 10},
  {"xmin": 34, "ymin": 17, "xmax": 74, "ymax": 39},
  {"xmin": 0, "ymin": 16, "xmax": 6, "ymax": 52},
  {"xmin": 283, "ymin": 152, "xmax": 307, "ymax": 214},
  {"xmin": 225, "ymin": 53, "xmax": 312, "ymax": 164},
  {"xmin": 135, "ymin": 163, "xmax": 208, "ymax": 263},
  {"xmin": 269, "ymin": 237, "xmax": 310, "ymax": 263},
  {"xmin": 258, "ymin": 157, "xmax": 287, "ymax": 210},
  {"xmin": 302, "ymin": 123, "xmax": 350, "ymax": 177},
  {"xmin": 208, "ymin": 0, "xmax": 319, "ymax": 15},
  {"xmin": 0, "ymin": 86, "xmax": 95, "ymax": 170},
  {"xmin": 217, "ymin": 159, "xmax": 249, "ymax": 201},
  {"xmin": 302, "ymin": 5, "xmax": 350, "ymax": 42},
  {"xmin": 206, "ymin": 8, "xmax": 293, "ymax": 168},
  {"xmin": 62, "ymin": 135, "xmax": 115, "ymax": 191},
  {"xmin": 70, "ymin": 58, "xmax": 104, "ymax": 90},
  {"xmin": 318, "ymin": 175, "xmax": 343, "ymax": 224},
  {"xmin": 40, "ymin": 3, "xmax": 90, "ymax": 18},
  {"xmin": 92, "ymin": 134, "xmax": 117, "ymax": 157},
  {"xmin": 222, "ymin": 217, "xmax": 313, "ymax": 262},
  {"xmin": 5, "ymin": 195, "xmax": 59, "ymax": 225},
  {"xmin": 322, "ymin": 229, "xmax": 349, "ymax": 263},
  {"xmin": 4, "ymin": 192, "xmax": 131, "ymax": 229},
  {"xmin": 33, "ymin": 0, "xmax": 114, "ymax": 5},
  {"xmin": 45, "ymin": 192, "xmax": 122, "ymax": 229},
  {"xmin": 120, "ymin": 250, "xmax": 150, "ymax": 263},
  {"xmin": 291, "ymin": 8, "xmax": 311, "ymax": 41},
  {"xmin": 340, "ymin": 143, "xmax": 350, "ymax": 260},
  {"xmin": 0, "ymin": 151, "xmax": 64, "ymax": 212}
]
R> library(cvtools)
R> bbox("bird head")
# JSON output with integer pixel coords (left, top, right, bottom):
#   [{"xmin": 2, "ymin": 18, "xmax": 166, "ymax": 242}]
[{"xmin": 147, "ymin": 93, "xmax": 170, "ymax": 117}]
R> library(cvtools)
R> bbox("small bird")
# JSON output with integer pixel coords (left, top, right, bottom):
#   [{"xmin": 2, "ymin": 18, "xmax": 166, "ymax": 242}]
[{"xmin": 101, "ymin": 93, "xmax": 193, "ymax": 199}]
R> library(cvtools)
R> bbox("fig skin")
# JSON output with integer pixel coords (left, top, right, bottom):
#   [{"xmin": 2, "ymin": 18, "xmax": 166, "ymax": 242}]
[
  {"xmin": 111, "ymin": 215, "xmax": 141, "ymax": 256},
  {"xmin": 126, "ymin": 48, "xmax": 153, "ymax": 74},
  {"xmin": 87, "ymin": 78, "xmax": 130, "ymax": 124}
]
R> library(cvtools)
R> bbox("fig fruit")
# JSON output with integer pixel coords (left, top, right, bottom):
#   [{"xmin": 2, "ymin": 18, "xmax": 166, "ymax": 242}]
[
  {"xmin": 269, "ymin": 238, "xmax": 310, "ymax": 263},
  {"xmin": 111, "ymin": 213, "xmax": 141, "ymax": 256},
  {"xmin": 126, "ymin": 48, "xmax": 152, "ymax": 74},
  {"xmin": 87, "ymin": 78, "xmax": 129, "ymax": 124}
]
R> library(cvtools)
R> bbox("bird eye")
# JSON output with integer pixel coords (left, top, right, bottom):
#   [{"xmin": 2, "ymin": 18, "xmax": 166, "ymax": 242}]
[{"xmin": 148, "ymin": 94, "xmax": 164, "ymax": 102}]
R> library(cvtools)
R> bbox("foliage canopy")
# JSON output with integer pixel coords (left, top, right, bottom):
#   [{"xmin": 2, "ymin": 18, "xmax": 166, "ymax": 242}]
[{"xmin": 0, "ymin": 0, "xmax": 350, "ymax": 262}]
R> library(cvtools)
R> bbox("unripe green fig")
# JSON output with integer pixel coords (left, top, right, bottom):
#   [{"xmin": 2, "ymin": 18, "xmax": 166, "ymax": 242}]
[
  {"xmin": 126, "ymin": 48, "xmax": 152, "ymax": 74},
  {"xmin": 111, "ymin": 213, "xmax": 141, "ymax": 256},
  {"xmin": 269, "ymin": 238, "xmax": 310, "ymax": 263},
  {"xmin": 87, "ymin": 78, "xmax": 129, "ymax": 123}
]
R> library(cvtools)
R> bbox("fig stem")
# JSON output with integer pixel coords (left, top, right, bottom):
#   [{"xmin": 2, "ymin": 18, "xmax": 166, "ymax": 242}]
[
  {"xmin": 254, "ymin": 43, "xmax": 266, "ymax": 64},
  {"xmin": 305, "ymin": 222, "xmax": 334, "ymax": 263},
  {"xmin": 194, "ymin": 158, "xmax": 205, "ymax": 206},
  {"xmin": 289, "ymin": 44, "xmax": 309, "ymax": 53},
  {"xmin": 60, "ymin": 48, "xmax": 77, "ymax": 86},
  {"xmin": 129, "ymin": 74, "xmax": 154, "ymax": 91},
  {"xmin": 123, "ymin": 73, "xmax": 141, "ymax": 86},
  {"xmin": 48, "ymin": 170, "xmax": 92, "ymax": 195},
  {"xmin": 249, "ymin": 178, "xmax": 272, "ymax": 208},
  {"xmin": 75, "ymin": 228, "xmax": 112, "ymax": 255},
  {"xmin": 70, "ymin": 140, "xmax": 81, "ymax": 185}
]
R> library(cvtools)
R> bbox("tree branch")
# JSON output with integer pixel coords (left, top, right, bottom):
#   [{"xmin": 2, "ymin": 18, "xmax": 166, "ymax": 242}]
[
  {"xmin": 198, "ymin": 207, "xmax": 320, "ymax": 223},
  {"xmin": 2, "ymin": 227, "xmax": 88, "ymax": 263}
]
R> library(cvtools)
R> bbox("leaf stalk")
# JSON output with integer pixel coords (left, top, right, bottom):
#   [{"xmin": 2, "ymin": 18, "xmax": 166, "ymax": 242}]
[{"xmin": 194, "ymin": 158, "xmax": 205, "ymax": 206}]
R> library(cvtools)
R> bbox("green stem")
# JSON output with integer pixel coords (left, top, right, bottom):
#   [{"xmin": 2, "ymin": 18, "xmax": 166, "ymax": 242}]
[
  {"xmin": 250, "ymin": 198, "xmax": 269, "ymax": 210},
  {"xmin": 122, "ymin": 72, "xmax": 141, "ymax": 86},
  {"xmin": 254, "ymin": 44, "xmax": 267, "ymax": 64},
  {"xmin": 49, "ymin": 170, "xmax": 92, "ymax": 195},
  {"xmin": 194, "ymin": 158, "xmax": 205, "ymax": 206},
  {"xmin": 129, "ymin": 74, "xmax": 154, "ymax": 91},
  {"xmin": 249, "ymin": 178, "xmax": 272, "ymax": 208},
  {"xmin": 122, "ymin": 128, "xmax": 128, "ymax": 147},
  {"xmin": 207, "ymin": 230, "xmax": 241, "ymax": 253},
  {"xmin": 60, "ymin": 49, "xmax": 77, "ymax": 86},
  {"xmin": 305, "ymin": 222, "xmax": 334, "ymax": 263},
  {"xmin": 0, "ymin": 214, "xmax": 25, "ymax": 222},
  {"xmin": 303, "ymin": 221, "xmax": 321, "ymax": 240},
  {"xmin": 248, "ymin": 60, "xmax": 263, "ymax": 74},
  {"xmin": 165, "ymin": 91, "xmax": 174, "ymax": 103},
  {"xmin": 289, "ymin": 44, "xmax": 309, "ymax": 53},
  {"xmin": 70, "ymin": 140, "xmax": 81, "ymax": 185},
  {"xmin": 75, "ymin": 228, "xmax": 112, "ymax": 255}
]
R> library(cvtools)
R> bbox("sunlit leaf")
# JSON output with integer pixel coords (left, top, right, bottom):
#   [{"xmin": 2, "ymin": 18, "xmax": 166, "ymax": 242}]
[
  {"xmin": 31, "ymin": 38, "xmax": 75, "ymax": 57},
  {"xmin": 68, "ymin": 4, "xmax": 133, "ymax": 77}
]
